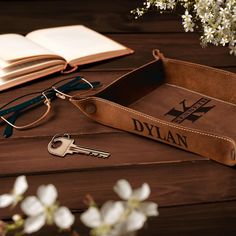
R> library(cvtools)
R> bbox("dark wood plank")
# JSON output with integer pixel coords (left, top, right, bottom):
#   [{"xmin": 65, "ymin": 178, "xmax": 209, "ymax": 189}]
[
  {"xmin": 0, "ymin": 0, "xmax": 182, "ymax": 34},
  {"xmin": 95, "ymin": 34, "xmax": 236, "ymax": 69},
  {"xmin": 1, "ymin": 161, "xmax": 236, "ymax": 219},
  {"xmin": 0, "ymin": 132, "xmax": 206, "ymax": 176},
  {"xmin": 225, "ymin": 67, "xmax": 236, "ymax": 73},
  {"xmin": 2, "ymin": 201, "xmax": 236, "ymax": 236},
  {"xmin": 4, "ymin": 201, "xmax": 236, "ymax": 236},
  {"xmin": 0, "ymin": 1, "xmax": 235, "ymax": 236},
  {"xmin": 3, "ymin": 201, "xmax": 233, "ymax": 236},
  {"xmin": 140, "ymin": 201, "xmax": 236, "ymax": 236}
]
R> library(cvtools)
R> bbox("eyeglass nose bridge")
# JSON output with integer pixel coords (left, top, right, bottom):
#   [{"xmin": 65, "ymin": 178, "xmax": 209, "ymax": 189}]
[{"xmin": 52, "ymin": 77, "xmax": 94, "ymax": 100}]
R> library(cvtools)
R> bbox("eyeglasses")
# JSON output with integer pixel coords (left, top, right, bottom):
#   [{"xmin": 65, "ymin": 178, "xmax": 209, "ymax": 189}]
[{"xmin": 0, "ymin": 76, "xmax": 101, "ymax": 138}]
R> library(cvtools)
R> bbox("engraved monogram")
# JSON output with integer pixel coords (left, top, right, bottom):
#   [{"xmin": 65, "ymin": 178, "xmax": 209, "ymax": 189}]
[{"xmin": 165, "ymin": 97, "xmax": 215, "ymax": 124}]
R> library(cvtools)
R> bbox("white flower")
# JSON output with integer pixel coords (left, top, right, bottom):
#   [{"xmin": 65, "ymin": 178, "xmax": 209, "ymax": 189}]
[
  {"xmin": 182, "ymin": 11, "xmax": 195, "ymax": 32},
  {"xmin": 114, "ymin": 180, "xmax": 158, "ymax": 217},
  {"xmin": 54, "ymin": 207, "xmax": 75, "ymax": 229},
  {"xmin": 112, "ymin": 180, "xmax": 158, "ymax": 234},
  {"xmin": 125, "ymin": 211, "xmax": 146, "ymax": 232},
  {"xmin": 229, "ymin": 45, "xmax": 236, "ymax": 56},
  {"xmin": 80, "ymin": 201, "xmax": 124, "ymax": 236},
  {"xmin": 114, "ymin": 180, "xmax": 151, "ymax": 201},
  {"xmin": 220, "ymin": 37, "xmax": 229, "ymax": 46},
  {"xmin": 219, "ymin": 7, "xmax": 228, "ymax": 16},
  {"xmin": 183, "ymin": 21, "xmax": 195, "ymax": 32},
  {"xmin": 155, "ymin": 2, "xmax": 167, "ymax": 10},
  {"xmin": 217, "ymin": 25, "xmax": 225, "ymax": 33},
  {"xmin": 0, "ymin": 176, "xmax": 28, "ymax": 208},
  {"xmin": 167, "ymin": 0, "xmax": 176, "ymax": 9},
  {"xmin": 182, "ymin": 10, "xmax": 192, "ymax": 22},
  {"xmin": 200, "ymin": 12, "xmax": 213, "ymax": 23},
  {"xmin": 144, "ymin": 1, "xmax": 151, "ymax": 8},
  {"xmin": 81, "ymin": 180, "xmax": 158, "ymax": 236},
  {"xmin": 21, "ymin": 184, "xmax": 74, "ymax": 234},
  {"xmin": 204, "ymin": 27, "xmax": 215, "ymax": 42},
  {"xmin": 132, "ymin": 0, "xmax": 236, "ymax": 55}
]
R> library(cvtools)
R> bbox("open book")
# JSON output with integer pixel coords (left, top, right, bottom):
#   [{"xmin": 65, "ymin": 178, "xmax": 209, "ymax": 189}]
[{"xmin": 0, "ymin": 25, "xmax": 134, "ymax": 91}]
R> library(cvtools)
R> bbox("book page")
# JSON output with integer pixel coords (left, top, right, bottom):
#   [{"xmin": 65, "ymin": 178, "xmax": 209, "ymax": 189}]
[
  {"xmin": 0, "ymin": 58, "xmax": 9, "ymax": 69},
  {"xmin": 26, "ymin": 25, "xmax": 132, "ymax": 63},
  {"xmin": 0, "ymin": 34, "xmax": 60, "ymax": 63},
  {"xmin": 0, "ymin": 58, "xmax": 65, "ymax": 79}
]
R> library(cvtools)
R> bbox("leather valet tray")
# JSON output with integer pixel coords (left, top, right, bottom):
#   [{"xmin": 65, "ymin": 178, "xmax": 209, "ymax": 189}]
[{"xmin": 71, "ymin": 51, "xmax": 236, "ymax": 166}]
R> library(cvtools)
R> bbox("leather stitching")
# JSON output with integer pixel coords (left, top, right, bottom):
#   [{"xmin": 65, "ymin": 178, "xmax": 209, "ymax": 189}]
[
  {"xmin": 167, "ymin": 59, "xmax": 235, "ymax": 77},
  {"xmin": 85, "ymin": 97, "xmax": 236, "ymax": 148}
]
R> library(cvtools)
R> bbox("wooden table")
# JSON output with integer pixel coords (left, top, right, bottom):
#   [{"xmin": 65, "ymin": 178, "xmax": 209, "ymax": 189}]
[{"xmin": 0, "ymin": 1, "xmax": 236, "ymax": 235}]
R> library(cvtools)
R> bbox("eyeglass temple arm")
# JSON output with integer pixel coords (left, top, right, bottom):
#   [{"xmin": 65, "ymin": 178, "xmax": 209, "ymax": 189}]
[
  {"xmin": 0, "ymin": 79, "xmax": 101, "ymax": 117},
  {"xmin": 1, "ymin": 80, "xmax": 101, "ymax": 137},
  {"xmin": 3, "ymin": 112, "xmax": 19, "ymax": 138},
  {"xmin": 0, "ymin": 77, "xmax": 81, "ymax": 117},
  {"xmin": 1, "ymin": 78, "xmax": 83, "ymax": 137}
]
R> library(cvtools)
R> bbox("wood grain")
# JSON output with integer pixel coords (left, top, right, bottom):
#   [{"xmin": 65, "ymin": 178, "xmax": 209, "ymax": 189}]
[
  {"xmin": 4, "ymin": 201, "xmax": 236, "ymax": 235},
  {"xmin": 1, "ymin": 161, "xmax": 236, "ymax": 219},
  {"xmin": 0, "ymin": 0, "xmax": 182, "ymax": 34},
  {"xmin": 0, "ymin": 0, "xmax": 235, "ymax": 235}
]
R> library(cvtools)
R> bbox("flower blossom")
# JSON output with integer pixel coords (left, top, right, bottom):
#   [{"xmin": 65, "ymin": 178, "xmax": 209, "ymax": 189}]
[
  {"xmin": 114, "ymin": 179, "xmax": 158, "ymax": 217},
  {"xmin": 204, "ymin": 27, "xmax": 215, "ymax": 42},
  {"xmin": 80, "ymin": 201, "xmax": 124, "ymax": 236},
  {"xmin": 132, "ymin": 0, "xmax": 236, "ymax": 55},
  {"xmin": 81, "ymin": 180, "xmax": 158, "ymax": 236},
  {"xmin": 0, "ymin": 176, "xmax": 28, "ymax": 208},
  {"xmin": 182, "ymin": 11, "xmax": 195, "ymax": 32},
  {"xmin": 113, "ymin": 179, "xmax": 158, "ymax": 233},
  {"xmin": 21, "ymin": 184, "xmax": 74, "ymax": 234}
]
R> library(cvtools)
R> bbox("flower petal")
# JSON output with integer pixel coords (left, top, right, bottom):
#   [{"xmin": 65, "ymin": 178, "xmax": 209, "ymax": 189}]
[
  {"xmin": 54, "ymin": 206, "xmax": 75, "ymax": 229},
  {"xmin": 101, "ymin": 201, "xmax": 124, "ymax": 225},
  {"xmin": 21, "ymin": 196, "xmax": 44, "ymax": 216},
  {"xmin": 113, "ymin": 179, "xmax": 132, "ymax": 200},
  {"xmin": 139, "ymin": 202, "xmax": 158, "ymax": 216},
  {"xmin": 80, "ymin": 207, "xmax": 102, "ymax": 228},
  {"xmin": 37, "ymin": 184, "xmax": 57, "ymax": 206},
  {"xmin": 0, "ymin": 194, "xmax": 13, "ymax": 208},
  {"xmin": 13, "ymin": 176, "xmax": 28, "ymax": 195},
  {"xmin": 132, "ymin": 183, "xmax": 150, "ymax": 201},
  {"xmin": 23, "ymin": 214, "xmax": 46, "ymax": 234},
  {"xmin": 125, "ymin": 210, "xmax": 146, "ymax": 232}
]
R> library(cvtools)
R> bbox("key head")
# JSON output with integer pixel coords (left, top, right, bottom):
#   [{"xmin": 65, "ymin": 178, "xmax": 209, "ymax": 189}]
[{"xmin": 48, "ymin": 137, "xmax": 75, "ymax": 157}]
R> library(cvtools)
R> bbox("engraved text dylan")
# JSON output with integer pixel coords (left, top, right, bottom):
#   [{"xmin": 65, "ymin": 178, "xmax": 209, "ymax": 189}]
[{"xmin": 132, "ymin": 118, "xmax": 188, "ymax": 149}]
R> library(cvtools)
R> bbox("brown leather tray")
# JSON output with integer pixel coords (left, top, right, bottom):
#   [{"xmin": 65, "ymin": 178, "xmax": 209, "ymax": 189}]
[{"xmin": 72, "ymin": 52, "xmax": 236, "ymax": 166}]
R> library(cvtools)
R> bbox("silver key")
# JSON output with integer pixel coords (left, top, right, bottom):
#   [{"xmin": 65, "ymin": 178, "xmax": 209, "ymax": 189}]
[{"xmin": 48, "ymin": 134, "xmax": 110, "ymax": 158}]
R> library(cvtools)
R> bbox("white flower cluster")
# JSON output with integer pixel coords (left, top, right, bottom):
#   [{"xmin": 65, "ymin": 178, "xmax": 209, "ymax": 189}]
[
  {"xmin": 81, "ymin": 179, "xmax": 158, "ymax": 236},
  {"xmin": 131, "ymin": 0, "xmax": 236, "ymax": 55},
  {"xmin": 0, "ymin": 176, "xmax": 74, "ymax": 234},
  {"xmin": 0, "ymin": 177, "xmax": 158, "ymax": 236}
]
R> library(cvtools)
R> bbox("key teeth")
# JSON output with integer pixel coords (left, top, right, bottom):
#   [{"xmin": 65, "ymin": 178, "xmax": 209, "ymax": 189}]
[
  {"xmin": 90, "ymin": 153, "xmax": 99, "ymax": 157},
  {"xmin": 98, "ymin": 153, "xmax": 110, "ymax": 159}
]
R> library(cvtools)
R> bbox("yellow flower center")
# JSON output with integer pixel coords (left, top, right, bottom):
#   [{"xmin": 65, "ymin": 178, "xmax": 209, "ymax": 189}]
[
  {"xmin": 128, "ymin": 198, "xmax": 140, "ymax": 209},
  {"xmin": 45, "ymin": 204, "xmax": 58, "ymax": 225},
  {"xmin": 91, "ymin": 224, "xmax": 111, "ymax": 236}
]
